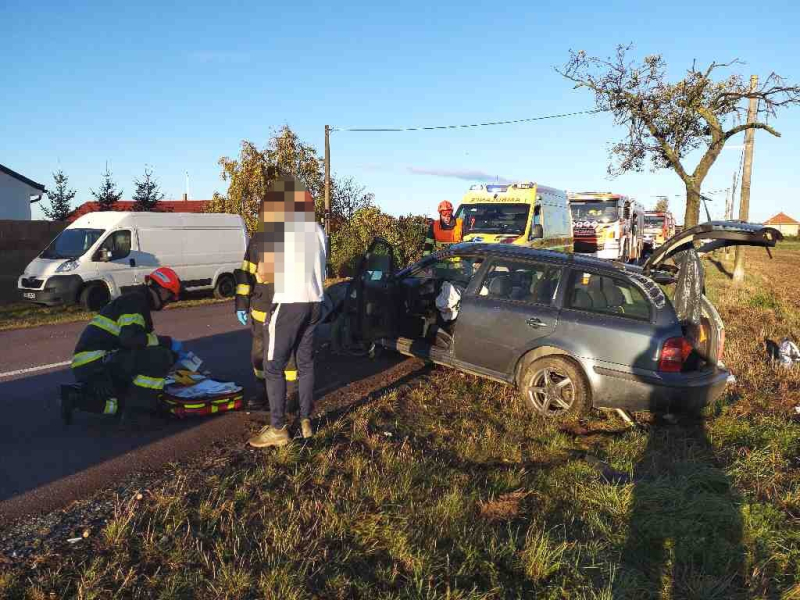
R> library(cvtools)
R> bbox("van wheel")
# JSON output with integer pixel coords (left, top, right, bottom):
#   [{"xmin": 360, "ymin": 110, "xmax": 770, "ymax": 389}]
[
  {"xmin": 214, "ymin": 274, "xmax": 235, "ymax": 299},
  {"xmin": 80, "ymin": 284, "xmax": 110, "ymax": 311},
  {"xmin": 519, "ymin": 356, "xmax": 590, "ymax": 419}
]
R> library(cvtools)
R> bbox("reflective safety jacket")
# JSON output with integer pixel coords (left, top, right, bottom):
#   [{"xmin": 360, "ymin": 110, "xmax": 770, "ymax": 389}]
[
  {"xmin": 71, "ymin": 288, "xmax": 173, "ymax": 383},
  {"xmin": 423, "ymin": 218, "xmax": 463, "ymax": 256},
  {"xmin": 234, "ymin": 233, "xmax": 275, "ymax": 323}
]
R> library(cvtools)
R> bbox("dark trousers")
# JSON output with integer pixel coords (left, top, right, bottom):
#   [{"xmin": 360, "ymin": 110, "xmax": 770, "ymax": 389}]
[
  {"xmin": 251, "ymin": 314, "xmax": 297, "ymax": 397},
  {"xmin": 72, "ymin": 346, "xmax": 175, "ymax": 414},
  {"xmin": 264, "ymin": 302, "xmax": 321, "ymax": 428}
]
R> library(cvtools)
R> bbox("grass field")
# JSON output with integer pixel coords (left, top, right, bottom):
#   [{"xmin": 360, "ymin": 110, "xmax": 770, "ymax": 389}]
[{"xmin": 1, "ymin": 249, "xmax": 798, "ymax": 599}]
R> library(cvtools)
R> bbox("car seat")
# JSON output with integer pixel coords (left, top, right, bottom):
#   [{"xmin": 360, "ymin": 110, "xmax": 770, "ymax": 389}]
[
  {"xmin": 572, "ymin": 289, "xmax": 593, "ymax": 309},
  {"xmin": 510, "ymin": 271, "xmax": 533, "ymax": 301},
  {"xmin": 603, "ymin": 284, "xmax": 627, "ymax": 314},
  {"xmin": 488, "ymin": 274, "xmax": 512, "ymax": 299},
  {"xmin": 587, "ymin": 277, "xmax": 609, "ymax": 309},
  {"xmin": 532, "ymin": 276, "xmax": 557, "ymax": 305}
]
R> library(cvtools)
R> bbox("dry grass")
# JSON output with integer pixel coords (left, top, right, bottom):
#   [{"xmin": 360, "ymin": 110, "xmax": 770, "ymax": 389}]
[{"xmin": 1, "ymin": 250, "xmax": 798, "ymax": 599}]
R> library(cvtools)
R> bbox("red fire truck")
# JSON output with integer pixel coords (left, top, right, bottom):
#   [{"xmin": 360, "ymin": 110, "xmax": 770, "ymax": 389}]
[
  {"xmin": 567, "ymin": 192, "xmax": 645, "ymax": 262},
  {"xmin": 642, "ymin": 211, "xmax": 676, "ymax": 254}
]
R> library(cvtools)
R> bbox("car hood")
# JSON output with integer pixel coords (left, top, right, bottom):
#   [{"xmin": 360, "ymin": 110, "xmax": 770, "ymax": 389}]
[{"xmin": 642, "ymin": 221, "xmax": 783, "ymax": 274}]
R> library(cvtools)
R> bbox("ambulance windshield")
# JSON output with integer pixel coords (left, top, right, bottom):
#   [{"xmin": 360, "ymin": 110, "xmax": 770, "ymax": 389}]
[
  {"xmin": 41, "ymin": 228, "xmax": 105, "ymax": 259},
  {"xmin": 570, "ymin": 201, "xmax": 619, "ymax": 223},
  {"xmin": 455, "ymin": 203, "xmax": 530, "ymax": 235}
]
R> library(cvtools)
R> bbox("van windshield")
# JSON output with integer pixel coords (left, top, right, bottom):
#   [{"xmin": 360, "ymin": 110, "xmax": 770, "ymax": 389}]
[
  {"xmin": 41, "ymin": 228, "xmax": 104, "ymax": 259},
  {"xmin": 570, "ymin": 201, "xmax": 619, "ymax": 223},
  {"xmin": 455, "ymin": 203, "xmax": 531, "ymax": 235}
]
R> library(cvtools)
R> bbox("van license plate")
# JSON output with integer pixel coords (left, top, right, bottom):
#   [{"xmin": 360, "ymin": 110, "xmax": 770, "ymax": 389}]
[{"xmin": 23, "ymin": 292, "xmax": 36, "ymax": 299}]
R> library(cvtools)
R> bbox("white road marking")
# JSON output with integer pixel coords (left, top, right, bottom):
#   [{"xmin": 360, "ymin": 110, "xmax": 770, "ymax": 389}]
[{"xmin": 0, "ymin": 360, "xmax": 71, "ymax": 379}]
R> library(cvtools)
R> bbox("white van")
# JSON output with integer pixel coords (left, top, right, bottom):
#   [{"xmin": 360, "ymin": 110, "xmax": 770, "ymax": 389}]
[{"xmin": 18, "ymin": 212, "xmax": 247, "ymax": 310}]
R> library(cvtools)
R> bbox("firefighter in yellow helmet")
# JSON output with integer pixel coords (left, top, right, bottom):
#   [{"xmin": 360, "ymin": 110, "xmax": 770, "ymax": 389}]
[{"xmin": 423, "ymin": 200, "xmax": 463, "ymax": 256}]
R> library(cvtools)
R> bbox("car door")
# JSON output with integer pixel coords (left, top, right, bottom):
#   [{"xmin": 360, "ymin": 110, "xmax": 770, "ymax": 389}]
[
  {"xmin": 92, "ymin": 229, "xmax": 139, "ymax": 295},
  {"xmin": 344, "ymin": 237, "xmax": 398, "ymax": 347},
  {"xmin": 454, "ymin": 258, "xmax": 564, "ymax": 376}
]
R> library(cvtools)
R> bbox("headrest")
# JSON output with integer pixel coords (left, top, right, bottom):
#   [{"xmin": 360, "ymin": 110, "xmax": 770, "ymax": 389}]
[{"xmin": 489, "ymin": 275, "xmax": 512, "ymax": 297}]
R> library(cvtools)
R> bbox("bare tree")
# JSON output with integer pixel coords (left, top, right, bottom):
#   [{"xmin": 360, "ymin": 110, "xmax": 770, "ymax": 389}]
[{"xmin": 558, "ymin": 46, "xmax": 800, "ymax": 227}]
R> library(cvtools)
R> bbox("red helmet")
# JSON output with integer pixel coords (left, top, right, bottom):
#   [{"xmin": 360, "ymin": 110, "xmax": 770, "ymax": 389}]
[
  {"xmin": 438, "ymin": 200, "xmax": 453, "ymax": 213},
  {"xmin": 145, "ymin": 267, "xmax": 181, "ymax": 298}
]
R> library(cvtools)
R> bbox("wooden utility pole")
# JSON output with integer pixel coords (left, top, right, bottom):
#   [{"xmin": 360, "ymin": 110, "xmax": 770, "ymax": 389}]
[
  {"xmin": 324, "ymin": 125, "xmax": 331, "ymax": 236},
  {"xmin": 733, "ymin": 75, "xmax": 759, "ymax": 282}
]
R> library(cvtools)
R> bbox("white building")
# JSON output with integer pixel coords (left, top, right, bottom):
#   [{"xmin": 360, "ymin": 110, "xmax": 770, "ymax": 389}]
[{"xmin": 0, "ymin": 164, "xmax": 46, "ymax": 220}]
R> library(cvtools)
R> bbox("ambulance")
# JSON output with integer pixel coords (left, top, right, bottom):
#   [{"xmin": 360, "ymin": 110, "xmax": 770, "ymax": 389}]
[
  {"xmin": 454, "ymin": 182, "xmax": 573, "ymax": 252},
  {"xmin": 567, "ymin": 192, "xmax": 645, "ymax": 262}
]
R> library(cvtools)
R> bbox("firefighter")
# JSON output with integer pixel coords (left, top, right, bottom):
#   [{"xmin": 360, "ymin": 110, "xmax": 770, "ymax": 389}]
[
  {"xmin": 234, "ymin": 220, "xmax": 298, "ymax": 412},
  {"xmin": 422, "ymin": 200, "xmax": 463, "ymax": 256},
  {"xmin": 60, "ymin": 267, "xmax": 185, "ymax": 425}
]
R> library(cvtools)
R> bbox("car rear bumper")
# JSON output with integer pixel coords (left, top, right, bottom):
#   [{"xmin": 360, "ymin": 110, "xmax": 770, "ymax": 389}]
[
  {"xmin": 18, "ymin": 275, "xmax": 82, "ymax": 306},
  {"xmin": 590, "ymin": 364, "xmax": 729, "ymax": 412}
]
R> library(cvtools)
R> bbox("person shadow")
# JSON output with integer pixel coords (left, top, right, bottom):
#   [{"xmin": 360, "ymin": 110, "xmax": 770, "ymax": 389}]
[{"xmin": 614, "ymin": 400, "xmax": 746, "ymax": 598}]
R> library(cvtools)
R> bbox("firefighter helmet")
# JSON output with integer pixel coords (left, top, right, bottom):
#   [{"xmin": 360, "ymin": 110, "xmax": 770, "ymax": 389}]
[
  {"xmin": 438, "ymin": 200, "xmax": 454, "ymax": 213},
  {"xmin": 145, "ymin": 267, "xmax": 182, "ymax": 298}
]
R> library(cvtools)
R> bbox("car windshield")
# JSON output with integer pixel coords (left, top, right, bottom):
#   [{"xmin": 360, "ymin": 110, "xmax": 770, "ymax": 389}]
[
  {"xmin": 645, "ymin": 215, "xmax": 665, "ymax": 228},
  {"xmin": 570, "ymin": 201, "xmax": 619, "ymax": 223},
  {"xmin": 40, "ymin": 228, "xmax": 104, "ymax": 259},
  {"xmin": 455, "ymin": 203, "xmax": 530, "ymax": 235}
]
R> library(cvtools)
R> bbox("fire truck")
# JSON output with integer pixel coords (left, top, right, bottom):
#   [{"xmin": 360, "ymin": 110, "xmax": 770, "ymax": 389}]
[
  {"xmin": 642, "ymin": 211, "xmax": 676, "ymax": 254},
  {"xmin": 567, "ymin": 192, "xmax": 645, "ymax": 262}
]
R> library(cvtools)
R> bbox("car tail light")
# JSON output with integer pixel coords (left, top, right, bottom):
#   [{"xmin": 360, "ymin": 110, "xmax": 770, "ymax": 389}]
[
  {"xmin": 499, "ymin": 236, "xmax": 518, "ymax": 244},
  {"xmin": 659, "ymin": 337, "xmax": 693, "ymax": 372},
  {"xmin": 717, "ymin": 328, "xmax": 725, "ymax": 362}
]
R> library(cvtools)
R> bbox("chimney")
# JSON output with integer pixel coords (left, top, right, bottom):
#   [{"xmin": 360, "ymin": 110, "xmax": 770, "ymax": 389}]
[{"xmin": 182, "ymin": 193, "xmax": 188, "ymax": 201}]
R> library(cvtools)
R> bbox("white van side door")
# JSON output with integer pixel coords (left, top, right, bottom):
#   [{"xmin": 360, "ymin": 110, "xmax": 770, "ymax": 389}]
[{"xmin": 93, "ymin": 229, "xmax": 139, "ymax": 296}]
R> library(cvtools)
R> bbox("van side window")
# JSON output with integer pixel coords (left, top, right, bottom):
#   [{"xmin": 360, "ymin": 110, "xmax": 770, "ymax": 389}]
[
  {"xmin": 99, "ymin": 230, "xmax": 132, "ymax": 260},
  {"xmin": 567, "ymin": 271, "xmax": 650, "ymax": 320},
  {"xmin": 479, "ymin": 260, "xmax": 562, "ymax": 305}
]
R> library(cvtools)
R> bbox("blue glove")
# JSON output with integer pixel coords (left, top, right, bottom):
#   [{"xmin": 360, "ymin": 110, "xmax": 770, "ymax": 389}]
[
  {"xmin": 171, "ymin": 339, "xmax": 183, "ymax": 354},
  {"xmin": 237, "ymin": 310, "xmax": 248, "ymax": 326}
]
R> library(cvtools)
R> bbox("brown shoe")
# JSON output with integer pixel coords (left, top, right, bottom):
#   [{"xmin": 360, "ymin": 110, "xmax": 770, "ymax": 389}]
[
  {"xmin": 248, "ymin": 425, "xmax": 290, "ymax": 448},
  {"xmin": 300, "ymin": 418, "xmax": 313, "ymax": 439}
]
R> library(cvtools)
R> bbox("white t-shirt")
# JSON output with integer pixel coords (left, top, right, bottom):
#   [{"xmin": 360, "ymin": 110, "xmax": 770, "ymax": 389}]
[{"xmin": 272, "ymin": 220, "xmax": 327, "ymax": 304}]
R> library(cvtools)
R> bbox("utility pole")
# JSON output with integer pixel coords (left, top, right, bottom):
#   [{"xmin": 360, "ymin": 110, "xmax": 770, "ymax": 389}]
[
  {"xmin": 324, "ymin": 125, "xmax": 331, "ymax": 236},
  {"xmin": 733, "ymin": 75, "xmax": 759, "ymax": 282}
]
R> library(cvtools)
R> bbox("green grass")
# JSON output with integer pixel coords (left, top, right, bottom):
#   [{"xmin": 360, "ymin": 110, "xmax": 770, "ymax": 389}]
[{"xmin": 2, "ymin": 255, "xmax": 799, "ymax": 599}]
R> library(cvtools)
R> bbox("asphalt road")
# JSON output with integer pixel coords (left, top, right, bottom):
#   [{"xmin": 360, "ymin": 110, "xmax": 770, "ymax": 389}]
[{"xmin": 0, "ymin": 301, "xmax": 417, "ymax": 524}]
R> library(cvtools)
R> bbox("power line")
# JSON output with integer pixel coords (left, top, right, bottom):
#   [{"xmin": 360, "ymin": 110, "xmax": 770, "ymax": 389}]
[{"xmin": 331, "ymin": 109, "xmax": 605, "ymax": 133}]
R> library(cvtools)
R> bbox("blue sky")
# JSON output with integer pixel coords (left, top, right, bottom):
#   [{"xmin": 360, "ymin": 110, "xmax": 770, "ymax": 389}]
[{"xmin": 2, "ymin": 0, "xmax": 798, "ymax": 224}]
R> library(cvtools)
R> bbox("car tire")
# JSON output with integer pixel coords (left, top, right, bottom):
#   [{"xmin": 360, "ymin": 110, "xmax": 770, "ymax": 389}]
[
  {"xmin": 213, "ymin": 274, "xmax": 235, "ymax": 299},
  {"xmin": 519, "ymin": 356, "xmax": 590, "ymax": 419},
  {"xmin": 80, "ymin": 283, "xmax": 110, "ymax": 311}
]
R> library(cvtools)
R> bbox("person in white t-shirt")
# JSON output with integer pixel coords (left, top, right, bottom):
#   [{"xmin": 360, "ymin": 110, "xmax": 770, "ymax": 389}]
[{"xmin": 248, "ymin": 175, "xmax": 327, "ymax": 448}]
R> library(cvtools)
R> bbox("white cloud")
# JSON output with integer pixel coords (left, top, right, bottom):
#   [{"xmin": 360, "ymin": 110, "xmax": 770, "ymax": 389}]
[{"xmin": 407, "ymin": 166, "xmax": 512, "ymax": 183}]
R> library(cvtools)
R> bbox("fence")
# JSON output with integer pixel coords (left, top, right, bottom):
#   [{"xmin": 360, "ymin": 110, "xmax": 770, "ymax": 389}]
[{"xmin": 0, "ymin": 220, "xmax": 66, "ymax": 305}]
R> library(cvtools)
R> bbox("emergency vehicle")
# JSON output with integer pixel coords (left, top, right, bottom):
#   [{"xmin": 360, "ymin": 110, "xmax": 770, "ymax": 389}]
[
  {"xmin": 454, "ymin": 182, "xmax": 573, "ymax": 252},
  {"xmin": 642, "ymin": 211, "xmax": 676, "ymax": 254},
  {"xmin": 567, "ymin": 192, "xmax": 645, "ymax": 262}
]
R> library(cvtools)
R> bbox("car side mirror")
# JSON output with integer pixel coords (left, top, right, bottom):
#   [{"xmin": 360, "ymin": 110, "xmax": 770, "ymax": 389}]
[{"xmin": 530, "ymin": 224, "xmax": 544, "ymax": 239}]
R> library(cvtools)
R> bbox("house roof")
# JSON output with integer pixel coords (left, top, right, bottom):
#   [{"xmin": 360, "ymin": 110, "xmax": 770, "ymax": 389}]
[
  {"xmin": 0, "ymin": 163, "xmax": 46, "ymax": 197},
  {"xmin": 67, "ymin": 200, "xmax": 212, "ymax": 223},
  {"xmin": 764, "ymin": 212, "xmax": 799, "ymax": 225}
]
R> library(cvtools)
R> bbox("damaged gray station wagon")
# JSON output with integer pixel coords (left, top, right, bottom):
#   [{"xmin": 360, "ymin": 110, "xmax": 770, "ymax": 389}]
[{"xmin": 336, "ymin": 222, "xmax": 782, "ymax": 419}]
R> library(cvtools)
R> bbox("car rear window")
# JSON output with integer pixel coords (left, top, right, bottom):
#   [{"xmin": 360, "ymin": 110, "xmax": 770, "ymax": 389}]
[{"xmin": 567, "ymin": 271, "xmax": 651, "ymax": 320}]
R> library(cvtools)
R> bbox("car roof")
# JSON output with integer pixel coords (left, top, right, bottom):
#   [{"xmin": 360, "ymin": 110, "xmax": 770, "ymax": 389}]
[{"xmin": 442, "ymin": 242, "xmax": 631, "ymax": 273}]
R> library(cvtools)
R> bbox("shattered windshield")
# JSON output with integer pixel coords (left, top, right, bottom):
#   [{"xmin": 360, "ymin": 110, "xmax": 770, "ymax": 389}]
[
  {"xmin": 41, "ymin": 228, "xmax": 104, "ymax": 259},
  {"xmin": 455, "ymin": 203, "xmax": 530, "ymax": 235},
  {"xmin": 570, "ymin": 201, "xmax": 619, "ymax": 223}
]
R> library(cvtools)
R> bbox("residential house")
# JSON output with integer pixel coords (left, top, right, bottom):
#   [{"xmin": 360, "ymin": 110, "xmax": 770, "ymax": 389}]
[
  {"xmin": 0, "ymin": 164, "xmax": 45, "ymax": 220},
  {"xmin": 67, "ymin": 196, "xmax": 211, "ymax": 223},
  {"xmin": 764, "ymin": 212, "xmax": 799, "ymax": 237}
]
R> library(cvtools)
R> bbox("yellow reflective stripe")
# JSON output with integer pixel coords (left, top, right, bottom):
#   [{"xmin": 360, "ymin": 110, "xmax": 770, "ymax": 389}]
[
  {"xmin": 285, "ymin": 369, "xmax": 298, "ymax": 382},
  {"xmin": 242, "ymin": 260, "xmax": 257, "ymax": 274},
  {"xmin": 254, "ymin": 368, "xmax": 265, "ymax": 379},
  {"xmin": 147, "ymin": 333, "xmax": 159, "ymax": 346},
  {"xmin": 251, "ymin": 308, "xmax": 268, "ymax": 322},
  {"xmin": 118, "ymin": 313, "xmax": 146, "ymax": 328},
  {"xmin": 90, "ymin": 315, "xmax": 120, "ymax": 336},
  {"xmin": 132, "ymin": 374, "xmax": 165, "ymax": 390},
  {"xmin": 236, "ymin": 284, "xmax": 252, "ymax": 295},
  {"xmin": 71, "ymin": 350, "xmax": 107, "ymax": 368},
  {"xmin": 103, "ymin": 398, "xmax": 118, "ymax": 415}
]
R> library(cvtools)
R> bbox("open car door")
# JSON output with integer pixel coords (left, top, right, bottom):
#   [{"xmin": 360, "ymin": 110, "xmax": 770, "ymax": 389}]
[
  {"xmin": 336, "ymin": 237, "xmax": 397, "ymax": 355},
  {"xmin": 642, "ymin": 221, "xmax": 782, "ymax": 276}
]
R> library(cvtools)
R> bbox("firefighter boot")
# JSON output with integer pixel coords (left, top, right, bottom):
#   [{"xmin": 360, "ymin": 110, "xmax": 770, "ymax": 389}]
[{"xmin": 59, "ymin": 384, "xmax": 82, "ymax": 426}]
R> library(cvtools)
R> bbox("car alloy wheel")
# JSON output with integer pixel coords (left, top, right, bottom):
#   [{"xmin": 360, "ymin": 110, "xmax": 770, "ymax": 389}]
[
  {"xmin": 528, "ymin": 366, "xmax": 575, "ymax": 415},
  {"xmin": 520, "ymin": 355, "xmax": 590, "ymax": 420}
]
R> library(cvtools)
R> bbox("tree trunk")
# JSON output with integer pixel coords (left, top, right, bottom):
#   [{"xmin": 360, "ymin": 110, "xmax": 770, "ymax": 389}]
[{"xmin": 683, "ymin": 185, "xmax": 701, "ymax": 228}]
